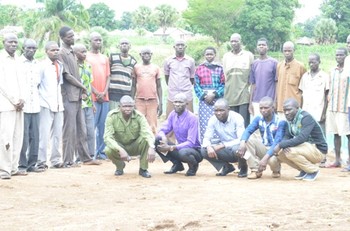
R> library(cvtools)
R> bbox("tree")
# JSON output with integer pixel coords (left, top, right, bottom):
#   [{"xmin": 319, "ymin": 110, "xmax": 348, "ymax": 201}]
[
  {"xmin": 115, "ymin": 12, "xmax": 133, "ymax": 30},
  {"xmin": 131, "ymin": 6, "xmax": 157, "ymax": 32},
  {"xmin": 0, "ymin": 4, "xmax": 23, "ymax": 28},
  {"xmin": 321, "ymin": 0, "xmax": 350, "ymax": 42},
  {"xmin": 87, "ymin": 3, "xmax": 117, "ymax": 31},
  {"xmin": 183, "ymin": 0, "xmax": 244, "ymax": 48},
  {"xmin": 31, "ymin": 0, "xmax": 90, "ymax": 44},
  {"xmin": 154, "ymin": 4, "xmax": 179, "ymax": 41},
  {"xmin": 233, "ymin": 0, "xmax": 300, "ymax": 52},
  {"xmin": 314, "ymin": 18, "xmax": 337, "ymax": 44}
]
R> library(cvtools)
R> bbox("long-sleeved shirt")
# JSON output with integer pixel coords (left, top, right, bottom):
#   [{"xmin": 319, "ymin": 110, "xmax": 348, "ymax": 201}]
[
  {"xmin": 279, "ymin": 109, "xmax": 328, "ymax": 154},
  {"xmin": 158, "ymin": 110, "xmax": 200, "ymax": 150},
  {"xmin": 241, "ymin": 114, "xmax": 287, "ymax": 156},
  {"xmin": 104, "ymin": 109, "xmax": 154, "ymax": 152},
  {"xmin": 202, "ymin": 111, "xmax": 245, "ymax": 150}
]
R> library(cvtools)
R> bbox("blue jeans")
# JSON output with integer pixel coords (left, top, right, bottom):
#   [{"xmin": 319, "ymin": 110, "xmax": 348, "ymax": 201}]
[
  {"xmin": 94, "ymin": 101, "xmax": 109, "ymax": 158},
  {"xmin": 19, "ymin": 112, "xmax": 40, "ymax": 170}
]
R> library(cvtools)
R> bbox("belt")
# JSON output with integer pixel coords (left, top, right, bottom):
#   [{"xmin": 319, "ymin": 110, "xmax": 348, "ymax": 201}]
[{"xmin": 137, "ymin": 98, "xmax": 156, "ymax": 101}]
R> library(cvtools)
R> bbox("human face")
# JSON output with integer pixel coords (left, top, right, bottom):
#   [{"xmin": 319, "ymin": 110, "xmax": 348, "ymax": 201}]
[
  {"xmin": 230, "ymin": 35, "xmax": 241, "ymax": 52},
  {"xmin": 140, "ymin": 50, "xmax": 152, "ymax": 64},
  {"xmin": 62, "ymin": 30, "xmax": 75, "ymax": 46},
  {"xmin": 174, "ymin": 41, "xmax": 186, "ymax": 56},
  {"xmin": 259, "ymin": 101, "xmax": 274, "ymax": 119},
  {"xmin": 173, "ymin": 95, "xmax": 187, "ymax": 115},
  {"xmin": 204, "ymin": 49, "xmax": 216, "ymax": 63},
  {"xmin": 75, "ymin": 47, "xmax": 87, "ymax": 62},
  {"xmin": 3, "ymin": 35, "xmax": 18, "ymax": 56},
  {"xmin": 257, "ymin": 40, "xmax": 268, "ymax": 56},
  {"xmin": 308, "ymin": 55, "xmax": 319, "ymax": 72},
  {"xmin": 214, "ymin": 104, "xmax": 229, "ymax": 123},
  {"xmin": 335, "ymin": 49, "xmax": 346, "ymax": 65},
  {"xmin": 120, "ymin": 102, "xmax": 135, "ymax": 118},
  {"xmin": 46, "ymin": 44, "xmax": 60, "ymax": 61},
  {"xmin": 91, "ymin": 35, "xmax": 102, "ymax": 50},
  {"xmin": 119, "ymin": 39, "xmax": 130, "ymax": 53},
  {"xmin": 283, "ymin": 45, "xmax": 294, "ymax": 62},
  {"xmin": 283, "ymin": 103, "xmax": 298, "ymax": 121},
  {"xmin": 23, "ymin": 40, "xmax": 37, "ymax": 60}
]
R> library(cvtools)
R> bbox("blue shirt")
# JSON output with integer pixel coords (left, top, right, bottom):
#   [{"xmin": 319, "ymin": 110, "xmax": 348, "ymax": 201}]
[{"xmin": 241, "ymin": 114, "xmax": 287, "ymax": 156}]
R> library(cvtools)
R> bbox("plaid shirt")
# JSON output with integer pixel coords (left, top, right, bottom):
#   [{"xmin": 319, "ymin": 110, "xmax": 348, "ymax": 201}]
[{"xmin": 194, "ymin": 62, "xmax": 225, "ymax": 100}]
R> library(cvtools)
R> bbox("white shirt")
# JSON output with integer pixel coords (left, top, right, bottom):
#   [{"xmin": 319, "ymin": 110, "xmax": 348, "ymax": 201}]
[{"xmin": 38, "ymin": 58, "xmax": 64, "ymax": 112}]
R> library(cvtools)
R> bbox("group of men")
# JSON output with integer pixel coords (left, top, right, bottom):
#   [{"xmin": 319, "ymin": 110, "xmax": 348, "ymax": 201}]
[{"xmin": 1, "ymin": 27, "xmax": 349, "ymax": 181}]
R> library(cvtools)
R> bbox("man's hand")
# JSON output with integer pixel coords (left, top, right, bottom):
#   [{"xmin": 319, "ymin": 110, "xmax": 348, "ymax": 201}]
[
  {"xmin": 248, "ymin": 103, "xmax": 254, "ymax": 115},
  {"xmin": 236, "ymin": 141, "xmax": 247, "ymax": 158},
  {"xmin": 207, "ymin": 146, "xmax": 218, "ymax": 159},
  {"xmin": 14, "ymin": 99, "xmax": 25, "ymax": 111},
  {"xmin": 147, "ymin": 147, "xmax": 156, "ymax": 163},
  {"xmin": 258, "ymin": 155, "xmax": 270, "ymax": 172},
  {"xmin": 204, "ymin": 93, "xmax": 215, "ymax": 105},
  {"xmin": 157, "ymin": 104, "xmax": 163, "ymax": 117},
  {"xmin": 119, "ymin": 147, "xmax": 130, "ymax": 161}
]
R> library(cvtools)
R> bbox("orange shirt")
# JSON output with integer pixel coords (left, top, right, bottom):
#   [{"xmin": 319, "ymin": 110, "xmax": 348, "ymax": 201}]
[{"xmin": 134, "ymin": 63, "xmax": 160, "ymax": 99}]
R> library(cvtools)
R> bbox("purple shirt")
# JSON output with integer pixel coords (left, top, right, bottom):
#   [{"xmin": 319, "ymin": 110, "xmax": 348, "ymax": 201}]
[
  {"xmin": 164, "ymin": 55, "xmax": 195, "ymax": 101},
  {"xmin": 249, "ymin": 57, "xmax": 278, "ymax": 102},
  {"xmin": 158, "ymin": 110, "xmax": 200, "ymax": 150}
]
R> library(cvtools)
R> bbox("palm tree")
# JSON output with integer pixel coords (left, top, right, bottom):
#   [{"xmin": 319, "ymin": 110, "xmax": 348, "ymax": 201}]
[{"xmin": 154, "ymin": 4, "xmax": 179, "ymax": 41}]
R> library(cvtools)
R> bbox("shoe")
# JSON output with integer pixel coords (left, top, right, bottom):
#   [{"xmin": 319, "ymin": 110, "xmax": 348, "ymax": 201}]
[
  {"xmin": 96, "ymin": 153, "xmax": 108, "ymax": 160},
  {"xmin": 271, "ymin": 172, "xmax": 281, "ymax": 178},
  {"xmin": 83, "ymin": 160, "xmax": 102, "ymax": 165},
  {"xmin": 216, "ymin": 164, "xmax": 235, "ymax": 176},
  {"xmin": 50, "ymin": 163, "xmax": 64, "ymax": 169},
  {"xmin": 12, "ymin": 169, "xmax": 28, "ymax": 176},
  {"xmin": 326, "ymin": 162, "xmax": 341, "ymax": 168},
  {"xmin": 341, "ymin": 166, "xmax": 350, "ymax": 172},
  {"xmin": 247, "ymin": 171, "xmax": 262, "ymax": 179},
  {"xmin": 63, "ymin": 162, "xmax": 81, "ymax": 168},
  {"xmin": 238, "ymin": 168, "xmax": 248, "ymax": 178},
  {"xmin": 0, "ymin": 172, "xmax": 11, "ymax": 180},
  {"xmin": 303, "ymin": 171, "xmax": 320, "ymax": 181},
  {"xmin": 185, "ymin": 163, "xmax": 198, "ymax": 177},
  {"xmin": 27, "ymin": 166, "xmax": 45, "ymax": 173},
  {"xmin": 294, "ymin": 170, "xmax": 307, "ymax": 180},
  {"xmin": 164, "ymin": 163, "xmax": 184, "ymax": 174},
  {"xmin": 139, "ymin": 169, "xmax": 151, "ymax": 178},
  {"xmin": 114, "ymin": 169, "xmax": 124, "ymax": 176}
]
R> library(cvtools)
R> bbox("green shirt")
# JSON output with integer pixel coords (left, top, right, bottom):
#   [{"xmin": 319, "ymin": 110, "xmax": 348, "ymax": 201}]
[
  {"xmin": 79, "ymin": 61, "xmax": 93, "ymax": 108},
  {"xmin": 104, "ymin": 108, "xmax": 155, "ymax": 152}
]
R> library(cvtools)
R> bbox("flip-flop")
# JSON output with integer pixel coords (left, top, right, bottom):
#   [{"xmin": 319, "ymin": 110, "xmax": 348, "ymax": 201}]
[
  {"xmin": 326, "ymin": 162, "xmax": 341, "ymax": 168},
  {"xmin": 341, "ymin": 166, "xmax": 350, "ymax": 172}
]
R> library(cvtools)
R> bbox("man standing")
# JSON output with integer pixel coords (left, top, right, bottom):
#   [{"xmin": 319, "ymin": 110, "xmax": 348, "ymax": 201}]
[
  {"xmin": 104, "ymin": 95, "xmax": 155, "ymax": 178},
  {"xmin": 109, "ymin": 38, "xmax": 137, "ymax": 110},
  {"xmin": 276, "ymin": 41, "xmax": 306, "ymax": 116},
  {"xmin": 18, "ymin": 39, "xmax": 43, "ymax": 173},
  {"xmin": 222, "ymin": 33, "xmax": 254, "ymax": 127},
  {"xmin": 133, "ymin": 47, "xmax": 162, "ymax": 134},
  {"xmin": 249, "ymin": 38, "xmax": 278, "ymax": 117},
  {"xmin": 156, "ymin": 93, "xmax": 201, "ymax": 176},
  {"xmin": 86, "ymin": 32, "xmax": 110, "ymax": 160},
  {"xmin": 58, "ymin": 26, "xmax": 100, "ymax": 167},
  {"xmin": 164, "ymin": 40, "xmax": 195, "ymax": 117},
  {"xmin": 201, "ymin": 98, "xmax": 248, "ymax": 177},
  {"xmin": 274, "ymin": 98, "xmax": 327, "ymax": 181},
  {"xmin": 0, "ymin": 33, "xmax": 25, "ymax": 179},
  {"xmin": 237, "ymin": 97, "xmax": 286, "ymax": 179}
]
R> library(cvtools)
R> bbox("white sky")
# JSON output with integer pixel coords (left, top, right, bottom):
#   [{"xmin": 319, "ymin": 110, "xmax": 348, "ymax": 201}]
[{"xmin": 1, "ymin": 0, "xmax": 321, "ymax": 22}]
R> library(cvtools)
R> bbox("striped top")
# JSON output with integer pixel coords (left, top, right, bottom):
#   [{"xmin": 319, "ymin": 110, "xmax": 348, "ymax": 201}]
[
  {"xmin": 109, "ymin": 53, "xmax": 137, "ymax": 102},
  {"xmin": 329, "ymin": 66, "xmax": 349, "ymax": 113}
]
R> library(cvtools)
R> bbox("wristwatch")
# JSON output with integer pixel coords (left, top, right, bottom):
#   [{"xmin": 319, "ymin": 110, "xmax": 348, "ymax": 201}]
[{"xmin": 169, "ymin": 145, "xmax": 175, "ymax": 152}]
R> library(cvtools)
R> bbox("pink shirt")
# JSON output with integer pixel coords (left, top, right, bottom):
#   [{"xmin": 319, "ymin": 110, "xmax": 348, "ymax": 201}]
[{"xmin": 134, "ymin": 63, "xmax": 160, "ymax": 99}]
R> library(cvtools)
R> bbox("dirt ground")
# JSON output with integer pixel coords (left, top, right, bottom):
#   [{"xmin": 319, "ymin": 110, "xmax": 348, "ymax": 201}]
[{"xmin": 0, "ymin": 153, "xmax": 350, "ymax": 231}]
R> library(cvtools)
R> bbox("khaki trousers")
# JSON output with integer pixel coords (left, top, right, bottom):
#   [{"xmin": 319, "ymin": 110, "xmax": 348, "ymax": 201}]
[
  {"xmin": 0, "ymin": 111, "xmax": 23, "ymax": 175},
  {"xmin": 135, "ymin": 98, "xmax": 158, "ymax": 135},
  {"xmin": 277, "ymin": 142, "xmax": 324, "ymax": 173}
]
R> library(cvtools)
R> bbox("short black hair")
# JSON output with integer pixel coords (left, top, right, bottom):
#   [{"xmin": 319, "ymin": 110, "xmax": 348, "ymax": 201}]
[
  {"xmin": 257, "ymin": 38, "xmax": 268, "ymax": 45},
  {"xmin": 204, "ymin": 46, "xmax": 216, "ymax": 54},
  {"xmin": 59, "ymin": 26, "xmax": 72, "ymax": 38},
  {"xmin": 337, "ymin": 47, "xmax": 348, "ymax": 56}
]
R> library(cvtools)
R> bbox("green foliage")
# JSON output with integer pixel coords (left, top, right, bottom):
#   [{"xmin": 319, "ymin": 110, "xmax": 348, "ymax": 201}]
[
  {"xmin": 183, "ymin": 0, "xmax": 244, "ymax": 47},
  {"xmin": 185, "ymin": 37, "xmax": 217, "ymax": 64},
  {"xmin": 131, "ymin": 6, "xmax": 157, "ymax": 32},
  {"xmin": 233, "ymin": 0, "xmax": 299, "ymax": 52},
  {"xmin": 115, "ymin": 12, "xmax": 133, "ymax": 30},
  {"xmin": 0, "ymin": 4, "xmax": 23, "ymax": 28},
  {"xmin": 314, "ymin": 18, "xmax": 337, "ymax": 44},
  {"xmin": 77, "ymin": 26, "xmax": 112, "ymax": 55},
  {"xmin": 87, "ymin": 3, "xmax": 117, "ymax": 31},
  {"xmin": 321, "ymin": 0, "xmax": 350, "ymax": 42},
  {"xmin": 154, "ymin": 4, "xmax": 179, "ymax": 40}
]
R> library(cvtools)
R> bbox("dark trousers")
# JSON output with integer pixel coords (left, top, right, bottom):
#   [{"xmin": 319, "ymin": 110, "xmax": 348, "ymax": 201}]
[{"xmin": 230, "ymin": 104, "xmax": 250, "ymax": 128}]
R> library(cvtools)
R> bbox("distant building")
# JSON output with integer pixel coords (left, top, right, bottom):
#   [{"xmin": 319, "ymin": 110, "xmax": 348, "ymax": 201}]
[
  {"xmin": 296, "ymin": 37, "xmax": 315, "ymax": 46},
  {"xmin": 153, "ymin": 27, "xmax": 194, "ymax": 41}
]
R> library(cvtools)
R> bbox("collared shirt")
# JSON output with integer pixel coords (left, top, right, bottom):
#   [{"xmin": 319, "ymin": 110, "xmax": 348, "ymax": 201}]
[
  {"xmin": 194, "ymin": 62, "xmax": 225, "ymax": 100},
  {"xmin": 158, "ymin": 109, "xmax": 200, "ymax": 150},
  {"xmin": 164, "ymin": 55, "xmax": 195, "ymax": 102},
  {"xmin": 78, "ymin": 61, "xmax": 93, "ymax": 108},
  {"xmin": 299, "ymin": 70, "xmax": 329, "ymax": 120},
  {"xmin": 276, "ymin": 59, "xmax": 306, "ymax": 112},
  {"xmin": 19, "ymin": 55, "xmax": 41, "ymax": 113},
  {"xmin": 38, "ymin": 58, "xmax": 64, "ymax": 112},
  {"xmin": 202, "ymin": 111, "xmax": 245, "ymax": 150},
  {"xmin": 241, "ymin": 114, "xmax": 287, "ymax": 156},
  {"xmin": 0, "ymin": 50, "xmax": 22, "ymax": 112},
  {"xmin": 222, "ymin": 49, "xmax": 254, "ymax": 106},
  {"xmin": 328, "ymin": 66, "xmax": 349, "ymax": 113},
  {"xmin": 104, "ymin": 109, "xmax": 154, "ymax": 152}
]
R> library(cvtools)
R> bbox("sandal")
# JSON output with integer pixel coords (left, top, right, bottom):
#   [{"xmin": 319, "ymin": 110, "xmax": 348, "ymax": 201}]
[
  {"xmin": 325, "ymin": 162, "xmax": 341, "ymax": 168},
  {"xmin": 341, "ymin": 166, "xmax": 350, "ymax": 172}
]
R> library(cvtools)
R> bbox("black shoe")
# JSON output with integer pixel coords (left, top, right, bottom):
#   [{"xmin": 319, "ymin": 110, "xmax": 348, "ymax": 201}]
[
  {"xmin": 238, "ymin": 169, "xmax": 248, "ymax": 178},
  {"xmin": 216, "ymin": 164, "xmax": 235, "ymax": 176},
  {"xmin": 50, "ymin": 163, "xmax": 64, "ymax": 169},
  {"xmin": 164, "ymin": 163, "xmax": 185, "ymax": 174},
  {"xmin": 27, "ymin": 166, "xmax": 45, "ymax": 173},
  {"xmin": 114, "ymin": 169, "xmax": 124, "ymax": 176},
  {"xmin": 185, "ymin": 163, "xmax": 198, "ymax": 176},
  {"xmin": 139, "ymin": 169, "xmax": 151, "ymax": 178}
]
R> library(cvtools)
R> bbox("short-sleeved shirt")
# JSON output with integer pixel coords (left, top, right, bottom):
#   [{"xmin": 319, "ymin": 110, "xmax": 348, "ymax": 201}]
[
  {"xmin": 134, "ymin": 63, "xmax": 160, "ymax": 99},
  {"xmin": 86, "ymin": 52, "xmax": 110, "ymax": 102},
  {"xmin": 299, "ymin": 70, "xmax": 329, "ymax": 121},
  {"xmin": 249, "ymin": 57, "xmax": 278, "ymax": 103},
  {"xmin": 328, "ymin": 67, "xmax": 349, "ymax": 113},
  {"xmin": 276, "ymin": 59, "xmax": 306, "ymax": 112},
  {"xmin": 78, "ymin": 62, "xmax": 93, "ymax": 108},
  {"xmin": 163, "ymin": 55, "xmax": 195, "ymax": 102},
  {"xmin": 222, "ymin": 50, "xmax": 254, "ymax": 106}
]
